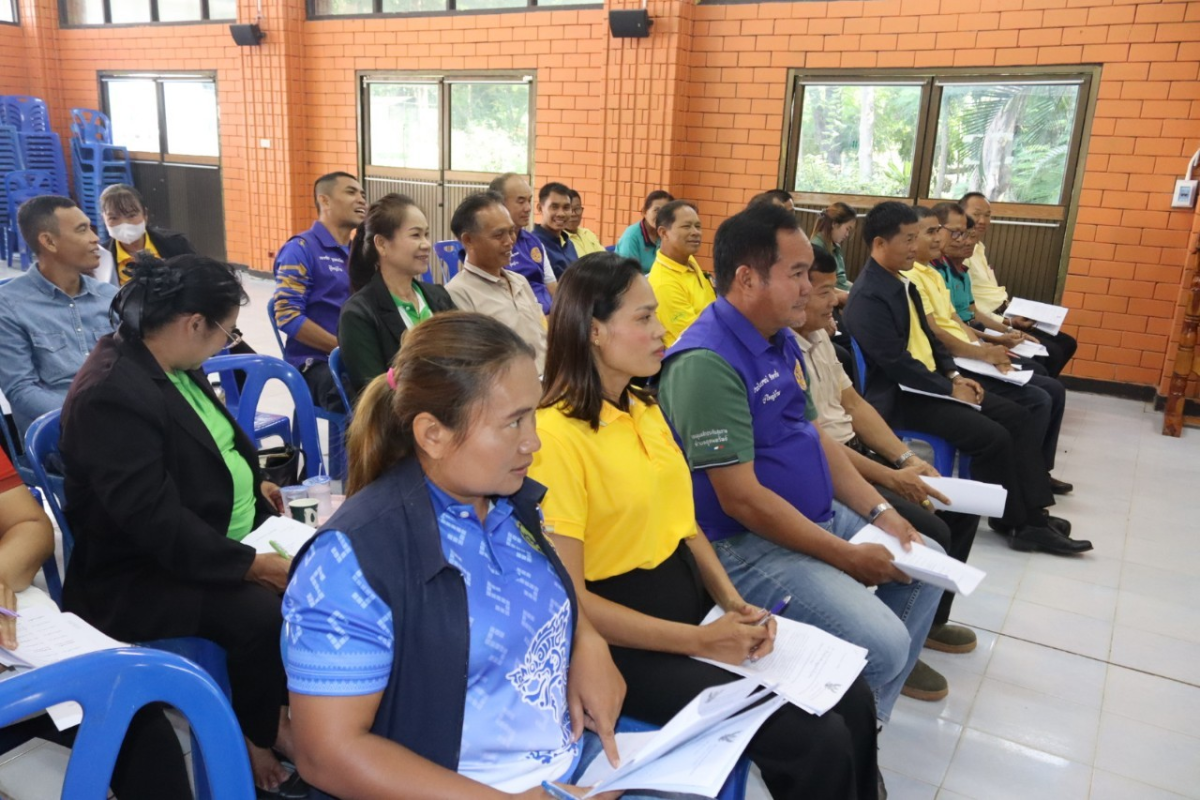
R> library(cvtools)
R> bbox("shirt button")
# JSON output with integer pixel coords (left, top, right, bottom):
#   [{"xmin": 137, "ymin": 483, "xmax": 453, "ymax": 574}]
[
  {"xmin": 459, "ymin": 511, "xmax": 469, "ymax": 519},
  {"xmin": 76, "ymin": 327, "xmax": 82, "ymax": 332}
]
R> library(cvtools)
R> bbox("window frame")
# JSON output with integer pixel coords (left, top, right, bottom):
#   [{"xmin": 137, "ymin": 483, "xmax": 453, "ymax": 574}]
[
  {"xmin": 59, "ymin": 0, "xmax": 233, "ymax": 29},
  {"xmin": 309, "ymin": 0, "xmax": 599, "ymax": 21},
  {"xmin": 779, "ymin": 66, "xmax": 1096, "ymax": 214},
  {"xmin": 99, "ymin": 71, "xmax": 222, "ymax": 166}
]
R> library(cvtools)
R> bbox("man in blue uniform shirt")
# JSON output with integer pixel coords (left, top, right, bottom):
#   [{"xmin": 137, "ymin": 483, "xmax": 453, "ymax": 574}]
[
  {"xmin": 532, "ymin": 182, "xmax": 578, "ymax": 282},
  {"xmin": 488, "ymin": 173, "xmax": 555, "ymax": 313},
  {"xmin": 271, "ymin": 171, "xmax": 365, "ymax": 411}
]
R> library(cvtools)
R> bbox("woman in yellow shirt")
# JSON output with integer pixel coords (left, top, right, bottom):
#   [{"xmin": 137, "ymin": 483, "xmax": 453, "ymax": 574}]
[{"xmin": 531, "ymin": 251, "xmax": 879, "ymax": 800}]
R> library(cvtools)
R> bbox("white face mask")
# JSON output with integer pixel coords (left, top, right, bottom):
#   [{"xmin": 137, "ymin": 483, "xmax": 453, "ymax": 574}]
[{"xmin": 107, "ymin": 221, "xmax": 146, "ymax": 246}]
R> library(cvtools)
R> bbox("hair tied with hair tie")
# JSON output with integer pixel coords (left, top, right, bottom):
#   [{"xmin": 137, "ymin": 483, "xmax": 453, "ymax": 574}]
[{"xmin": 386, "ymin": 367, "xmax": 398, "ymax": 391}]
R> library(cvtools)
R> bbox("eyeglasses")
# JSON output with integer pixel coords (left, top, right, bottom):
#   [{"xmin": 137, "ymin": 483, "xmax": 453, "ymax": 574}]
[
  {"xmin": 945, "ymin": 228, "xmax": 967, "ymax": 241},
  {"xmin": 214, "ymin": 321, "xmax": 242, "ymax": 348}
]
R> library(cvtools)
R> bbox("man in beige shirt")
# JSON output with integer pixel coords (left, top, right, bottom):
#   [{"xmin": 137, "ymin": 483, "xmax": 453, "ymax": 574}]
[
  {"xmin": 446, "ymin": 192, "xmax": 548, "ymax": 374},
  {"xmin": 798, "ymin": 245, "xmax": 982, "ymax": 666}
]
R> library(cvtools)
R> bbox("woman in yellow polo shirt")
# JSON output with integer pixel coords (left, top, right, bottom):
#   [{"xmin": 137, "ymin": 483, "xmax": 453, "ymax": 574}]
[{"xmin": 531, "ymin": 251, "xmax": 879, "ymax": 800}]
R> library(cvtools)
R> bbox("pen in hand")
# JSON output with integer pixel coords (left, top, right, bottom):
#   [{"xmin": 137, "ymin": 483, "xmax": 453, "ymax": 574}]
[
  {"xmin": 269, "ymin": 540, "xmax": 293, "ymax": 560},
  {"xmin": 757, "ymin": 595, "xmax": 791, "ymax": 627}
]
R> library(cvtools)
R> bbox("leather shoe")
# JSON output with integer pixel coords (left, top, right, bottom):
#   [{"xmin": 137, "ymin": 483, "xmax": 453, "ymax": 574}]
[
  {"xmin": 1009, "ymin": 525, "xmax": 1093, "ymax": 555},
  {"xmin": 1049, "ymin": 476, "xmax": 1073, "ymax": 495},
  {"xmin": 989, "ymin": 516, "xmax": 1072, "ymax": 538},
  {"xmin": 1044, "ymin": 515, "xmax": 1072, "ymax": 537}
]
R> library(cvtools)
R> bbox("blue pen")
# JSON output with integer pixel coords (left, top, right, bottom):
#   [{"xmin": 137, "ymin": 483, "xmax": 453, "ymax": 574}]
[
  {"xmin": 758, "ymin": 595, "xmax": 792, "ymax": 626},
  {"xmin": 540, "ymin": 781, "xmax": 579, "ymax": 800},
  {"xmin": 0, "ymin": 607, "xmax": 18, "ymax": 619}
]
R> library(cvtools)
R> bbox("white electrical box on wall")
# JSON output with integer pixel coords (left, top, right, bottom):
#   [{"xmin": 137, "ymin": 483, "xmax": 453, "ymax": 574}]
[{"xmin": 1172, "ymin": 179, "xmax": 1198, "ymax": 209}]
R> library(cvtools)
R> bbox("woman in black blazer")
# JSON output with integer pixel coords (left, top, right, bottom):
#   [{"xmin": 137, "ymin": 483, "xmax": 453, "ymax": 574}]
[
  {"xmin": 60, "ymin": 254, "xmax": 300, "ymax": 795},
  {"xmin": 339, "ymin": 193, "xmax": 456, "ymax": 400}
]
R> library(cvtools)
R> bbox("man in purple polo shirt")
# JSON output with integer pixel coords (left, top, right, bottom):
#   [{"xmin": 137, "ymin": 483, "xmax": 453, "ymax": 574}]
[
  {"xmin": 658, "ymin": 203, "xmax": 946, "ymax": 722},
  {"xmin": 271, "ymin": 171, "xmax": 365, "ymax": 411},
  {"xmin": 488, "ymin": 173, "xmax": 555, "ymax": 313}
]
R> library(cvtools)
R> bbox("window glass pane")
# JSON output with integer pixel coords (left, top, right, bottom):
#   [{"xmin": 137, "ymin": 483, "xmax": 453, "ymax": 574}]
[
  {"xmin": 164, "ymin": 81, "xmax": 219, "ymax": 157},
  {"xmin": 449, "ymin": 82, "xmax": 529, "ymax": 173},
  {"xmin": 208, "ymin": 0, "xmax": 236, "ymax": 17},
  {"xmin": 381, "ymin": 0, "xmax": 445, "ymax": 11},
  {"xmin": 311, "ymin": 0, "xmax": 371, "ymax": 14},
  {"xmin": 157, "ymin": 0, "xmax": 202, "ymax": 21},
  {"xmin": 929, "ymin": 82, "xmax": 1080, "ymax": 205},
  {"xmin": 105, "ymin": 79, "xmax": 161, "ymax": 153},
  {"xmin": 368, "ymin": 83, "xmax": 440, "ymax": 170},
  {"xmin": 110, "ymin": 0, "xmax": 152, "ymax": 23},
  {"xmin": 794, "ymin": 84, "xmax": 922, "ymax": 197},
  {"xmin": 535, "ymin": 0, "xmax": 587, "ymax": 6},
  {"xmin": 455, "ymin": 0, "xmax": 523, "ymax": 11},
  {"xmin": 1, "ymin": 0, "xmax": 15, "ymax": 23},
  {"xmin": 63, "ymin": 0, "xmax": 104, "ymax": 24}
]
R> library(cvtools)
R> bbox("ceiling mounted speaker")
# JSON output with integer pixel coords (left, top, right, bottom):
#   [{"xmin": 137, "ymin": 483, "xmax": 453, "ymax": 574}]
[
  {"xmin": 230, "ymin": 23, "xmax": 266, "ymax": 46},
  {"xmin": 609, "ymin": 9, "xmax": 652, "ymax": 38}
]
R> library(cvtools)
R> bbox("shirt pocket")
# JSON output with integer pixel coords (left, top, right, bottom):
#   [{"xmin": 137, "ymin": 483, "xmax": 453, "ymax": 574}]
[
  {"xmin": 30, "ymin": 331, "xmax": 79, "ymax": 387},
  {"xmin": 89, "ymin": 327, "xmax": 110, "ymax": 348}
]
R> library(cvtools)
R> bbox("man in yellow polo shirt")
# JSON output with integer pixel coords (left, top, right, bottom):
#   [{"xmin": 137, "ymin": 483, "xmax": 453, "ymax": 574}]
[{"xmin": 646, "ymin": 200, "xmax": 715, "ymax": 346}]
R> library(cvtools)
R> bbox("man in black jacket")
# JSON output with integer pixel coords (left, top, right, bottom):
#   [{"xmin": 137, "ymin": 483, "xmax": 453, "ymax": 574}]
[
  {"xmin": 843, "ymin": 202, "xmax": 1090, "ymax": 556},
  {"xmin": 99, "ymin": 184, "xmax": 197, "ymax": 285}
]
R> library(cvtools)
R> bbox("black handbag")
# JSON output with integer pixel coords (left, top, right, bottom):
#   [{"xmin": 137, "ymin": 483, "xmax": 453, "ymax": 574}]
[{"xmin": 258, "ymin": 445, "xmax": 303, "ymax": 487}]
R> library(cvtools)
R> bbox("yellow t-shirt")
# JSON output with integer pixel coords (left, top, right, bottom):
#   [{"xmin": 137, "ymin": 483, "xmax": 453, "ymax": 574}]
[
  {"xmin": 531, "ymin": 396, "xmax": 696, "ymax": 582},
  {"xmin": 567, "ymin": 227, "xmax": 606, "ymax": 257},
  {"xmin": 116, "ymin": 235, "xmax": 160, "ymax": 285},
  {"xmin": 647, "ymin": 250, "xmax": 717, "ymax": 347},
  {"xmin": 905, "ymin": 261, "xmax": 972, "ymax": 345},
  {"xmin": 905, "ymin": 283, "xmax": 937, "ymax": 372},
  {"xmin": 964, "ymin": 242, "xmax": 1007, "ymax": 322}
]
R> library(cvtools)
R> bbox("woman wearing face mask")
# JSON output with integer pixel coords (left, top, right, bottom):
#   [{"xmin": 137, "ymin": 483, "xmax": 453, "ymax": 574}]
[
  {"xmin": 338, "ymin": 193, "xmax": 457, "ymax": 401},
  {"xmin": 99, "ymin": 184, "xmax": 197, "ymax": 286}
]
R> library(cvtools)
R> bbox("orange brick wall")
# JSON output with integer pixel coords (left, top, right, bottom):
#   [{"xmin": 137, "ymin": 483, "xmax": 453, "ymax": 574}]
[
  {"xmin": 6, "ymin": 0, "xmax": 1200, "ymax": 394},
  {"xmin": 0, "ymin": 25, "xmax": 26, "ymax": 94}
]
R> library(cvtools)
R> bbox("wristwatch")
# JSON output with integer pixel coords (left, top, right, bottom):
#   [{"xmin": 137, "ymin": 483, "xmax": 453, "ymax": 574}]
[
  {"xmin": 867, "ymin": 502, "xmax": 893, "ymax": 525},
  {"xmin": 893, "ymin": 450, "xmax": 916, "ymax": 468}
]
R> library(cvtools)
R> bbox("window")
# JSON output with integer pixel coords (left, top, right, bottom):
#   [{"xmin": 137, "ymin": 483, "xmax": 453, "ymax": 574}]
[
  {"xmin": 312, "ymin": 0, "xmax": 592, "ymax": 17},
  {"xmin": 449, "ymin": 82, "xmax": 530, "ymax": 173},
  {"xmin": 1, "ymin": 0, "xmax": 17, "ymax": 23},
  {"xmin": 793, "ymin": 83, "xmax": 923, "ymax": 198},
  {"xmin": 928, "ymin": 81, "xmax": 1082, "ymax": 206},
  {"xmin": 367, "ymin": 83, "xmax": 440, "ymax": 170},
  {"xmin": 61, "ymin": 0, "xmax": 235, "ymax": 26},
  {"xmin": 103, "ymin": 74, "xmax": 220, "ymax": 159}
]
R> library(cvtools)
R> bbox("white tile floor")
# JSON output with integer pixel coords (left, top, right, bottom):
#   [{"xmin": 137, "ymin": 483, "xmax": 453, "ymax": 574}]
[{"xmin": 1, "ymin": 269, "xmax": 1198, "ymax": 799}]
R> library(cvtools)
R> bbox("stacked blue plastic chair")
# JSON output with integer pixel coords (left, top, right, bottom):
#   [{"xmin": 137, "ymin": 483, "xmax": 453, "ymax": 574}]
[
  {"xmin": 434, "ymin": 239, "xmax": 461, "ymax": 282},
  {"xmin": 0, "ymin": 125, "xmax": 24, "ymax": 262},
  {"xmin": 4, "ymin": 169, "xmax": 57, "ymax": 269},
  {"xmin": 70, "ymin": 107, "xmax": 112, "ymax": 146},
  {"xmin": 18, "ymin": 130, "xmax": 69, "ymax": 196},
  {"xmin": 0, "ymin": 96, "xmax": 51, "ymax": 133},
  {"xmin": 71, "ymin": 141, "xmax": 132, "ymax": 240},
  {"xmin": 0, "ymin": 648, "xmax": 255, "ymax": 800}
]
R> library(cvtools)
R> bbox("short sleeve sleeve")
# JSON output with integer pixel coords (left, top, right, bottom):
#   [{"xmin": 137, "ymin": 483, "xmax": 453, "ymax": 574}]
[
  {"xmin": 658, "ymin": 350, "xmax": 755, "ymax": 470},
  {"xmin": 529, "ymin": 424, "xmax": 589, "ymax": 543},
  {"xmin": 0, "ymin": 450, "xmax": 21, "ymax": 494},
  {"xmin": 282, "ymin": 531, "xmax": 395, "ymax": 697}
]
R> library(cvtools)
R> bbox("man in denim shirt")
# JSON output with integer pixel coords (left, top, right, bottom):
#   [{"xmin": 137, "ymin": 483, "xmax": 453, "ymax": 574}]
[{"xmin": 0, "ymin": 196, "xmax": 116, "ymax": 437}]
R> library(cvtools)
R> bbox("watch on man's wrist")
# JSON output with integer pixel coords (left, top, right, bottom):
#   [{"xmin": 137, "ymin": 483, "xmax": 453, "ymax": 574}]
[
  {"xmin": 867, "ymin": 502, "xmax": 893, "ymax": 525},
  {"xmin": 893, "ymin": 450, "xmax": 916, "ymax": 468}
]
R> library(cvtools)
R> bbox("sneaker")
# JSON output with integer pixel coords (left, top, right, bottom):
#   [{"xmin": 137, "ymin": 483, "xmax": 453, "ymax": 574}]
[
  {"xmin": 925, "ymin": 623, "xmax": 977, "ymax": 654},
  {"xmin": 901, "ymin": 659, "xmax": 948, "ymax": 702}
]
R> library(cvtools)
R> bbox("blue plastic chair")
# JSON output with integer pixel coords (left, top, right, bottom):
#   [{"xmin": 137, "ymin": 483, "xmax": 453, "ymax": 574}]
[
  {"xmin": 848, "ymin": 338, "xmax": 961, "ymax": 477},
  {"xmin": 605, "ymin": 245, "xmax": 616, "ymax": 253},
  {"xmin": 0, "ymin": 648, "xmax": 254, "ymax": 800},
  {"xmin": 0, "ymin": 96, "xmax": 50, "ymax": 133},
  {"xmin": 0, "ymin": 125, "xmax": 25, "ymax": 262},
  {"xmin": 328, "ymin": 346, "xmax": 352, "ymax": 414},
  {"xmin": 326, "ymin": 348, "xmax": 352, "ymax": 481},
  {"xmin": 616, "ymin": 715, "xmax": 749, "ymax": 799},
  {"xmin": 70, "ymin": 107, "xmax": 113, "ymax": 145},
  {"xmin": 211, "ymin": 361, "xmax": 294, "ymax": 447},
  {"xmin": 434, "ymin": 239, "xmax": 461, "ymax": 282},
  {"xmin": 1, "ymin": 412, "xmax": 35, "ymax": 486},
  {"xmin": 18, "ymin": 131, "xmax": 69, "ymax": 196},
  {"xmin": 200, "ymin": 354, "xmax": 328, "ymax": 481},
  {"xmin": 4, "ymin": 168, "xmax": 57, "ymax": 269}
]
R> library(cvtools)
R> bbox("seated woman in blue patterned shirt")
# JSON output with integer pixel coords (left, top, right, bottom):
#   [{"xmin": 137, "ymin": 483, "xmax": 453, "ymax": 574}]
[{"xmin": 281, "ymin": 312, "xmax": 626, "ymax": 800}]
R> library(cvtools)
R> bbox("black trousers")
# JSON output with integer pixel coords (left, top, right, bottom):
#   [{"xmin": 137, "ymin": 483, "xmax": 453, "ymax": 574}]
[
  {"xmin": 876, "ymin": 486, "xmax": 979, "ymax": 627},
  {"xmin": 588, "ymin": 545, "xmax": 879, "ymax": 800},
  {"xmin": 0, "ymin": 705, "xmax": 191, "ymax": 800},
  {"xmin": 301, "ymin": 359, "xmax": 346, "ymax": 414},
  {"xmin": 896, "ymin": 392, "xmax": 1052, "ymax": 529},
  {"xmin": 973, "ymin": 367, "xmax": 1065, "ymax": 472},
  {"xmin": 1034, "ymin": 330, "xmax": 1078, "ymax": 378},
  {"xmin": 195, "ymin": 582, "xmax": 287, "ymax": 749}
]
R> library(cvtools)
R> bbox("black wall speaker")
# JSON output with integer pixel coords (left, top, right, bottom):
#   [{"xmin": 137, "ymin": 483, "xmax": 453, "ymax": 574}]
[
  {"xmin": 230, "ymin": 23, "xmax": 266, "ymax": 46},
  {"xmin": 609, "ymin": 9, "xmax": 652, "ymax": 38}
]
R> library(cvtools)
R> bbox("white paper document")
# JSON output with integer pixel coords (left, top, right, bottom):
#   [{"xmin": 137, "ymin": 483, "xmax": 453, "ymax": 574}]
[
  {"xmin": 241, "ymin": 515, "xmax": 317, "ymax": 558},
  {"xmin": 899, "ymin": 384, "xmax": 981, "ymax": 410},
  {"xmin": 0, "ymin": 605, "xmax": 127, "ymax": 730},
  {"xmin": 1008, "ymin": 340, "xmax": 1050, "ymax": 358},
  {"xmin": 953, "ymin": 357, "xmax": 1034, "ymax": 386},
  {"xmin": 1004, "ymin": 298, "xmax": 1068, "ymax": 335},
  {"xmin": 919, "ymin": 476, "xmax": 1009, "ymax": 518},
  {"xmin": 850, "ymin": 524, "xmax": 986, "ymax": 596},
  {"xmin": 696, "ymin": 608, "xmax": 868, "ymax": 716},
  {"xmin": 576, "ymin": 677, "xmax": 783, "ymax": 798}
]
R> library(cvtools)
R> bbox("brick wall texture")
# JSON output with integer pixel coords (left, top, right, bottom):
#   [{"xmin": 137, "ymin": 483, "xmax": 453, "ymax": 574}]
[{"xmin": 4, "ymin": 0, "xmax": 1200, "ymax": 393}]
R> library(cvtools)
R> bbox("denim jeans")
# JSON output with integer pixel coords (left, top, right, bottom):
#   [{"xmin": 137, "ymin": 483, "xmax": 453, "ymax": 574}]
[{"xmin": 713, "ymin": 500, "xmax": 944, "ymax": 722}]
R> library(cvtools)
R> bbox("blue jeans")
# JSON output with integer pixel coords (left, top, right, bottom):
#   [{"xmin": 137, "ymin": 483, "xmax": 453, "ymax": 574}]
[{"xmin": 713, "ymin": 500, "xmax": 944, "ymax": 722}]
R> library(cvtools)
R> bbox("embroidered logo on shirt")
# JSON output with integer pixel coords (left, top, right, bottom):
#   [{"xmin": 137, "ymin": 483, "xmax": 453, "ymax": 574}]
[
  {"xmin": 794, "ymin": 362, "xmax": 808, "ymax": 391},
  {"xmin": 531, "ymin": 247, "xmax": 544, "ymax": 264}
]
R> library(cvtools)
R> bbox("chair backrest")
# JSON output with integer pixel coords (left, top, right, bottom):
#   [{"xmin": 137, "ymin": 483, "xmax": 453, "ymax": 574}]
[
  {"xmin": 0, "ymin": 648, "xmax": 254, "ymax": 799},
  {"xmin": 201, "ymin": 354, "xmax": 326, "ymax": 480},
  {"xmin": 328, "ymin": 347, "xmax": 352, "ymax": 413},
  {"xmin": 434, "ymin": 239, "xmax": 461, "ymax": 282},
  {"xmin": 70, "ymin": 108, "xmax": 113, "ymax": 145},
  {"xmin": 266, "ymin": 304, "xmax": 286, "ymax": 357},
  {"xmin": 849, "ymin": 338, "xmax": 868, "ymax": 395},
  {"xmin": 5, "ymin": 168, "xmax": 57, "ymax": 216},
  {"xmin": 24, "ymin": 409, "xmax": 70, "ymax": 604},
  {"xmin": 0, "ymin": 96, "xmax": 50, "ymax": 133}
]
